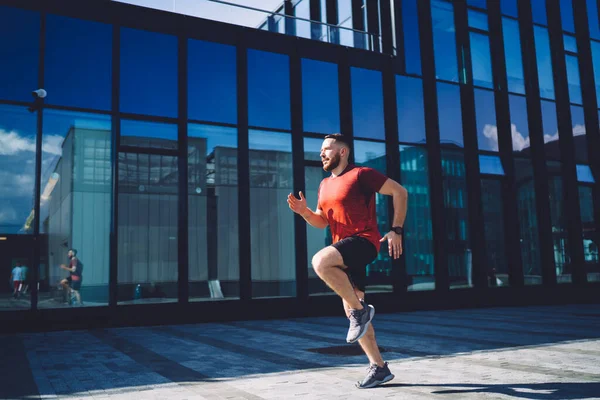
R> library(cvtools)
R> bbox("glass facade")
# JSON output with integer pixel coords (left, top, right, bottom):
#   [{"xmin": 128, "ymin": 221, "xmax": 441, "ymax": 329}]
[{"xmin": 0, "ymin": 0, "xmax": 598, "ymax": 320}]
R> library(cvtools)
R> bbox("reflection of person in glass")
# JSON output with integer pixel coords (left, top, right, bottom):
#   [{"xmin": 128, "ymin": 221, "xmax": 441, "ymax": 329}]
[
  {"xmin": 59, "ymin": 249, "xmax": 83, "ymax": 305},
  {"xmin": 287, "ymin": 134, "xmax": 408, "ymax": 389}
]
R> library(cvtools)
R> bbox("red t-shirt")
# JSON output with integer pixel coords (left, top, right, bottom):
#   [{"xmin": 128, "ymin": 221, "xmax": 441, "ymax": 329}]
[{"xmin": 317, "ymin": 165, "xmax": 388, "ymax": 251}]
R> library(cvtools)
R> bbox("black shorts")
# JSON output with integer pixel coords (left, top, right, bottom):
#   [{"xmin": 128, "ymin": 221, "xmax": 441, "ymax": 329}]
[
  {"xmin": 67, "ymin": 276, "xmax": 82, "ymax": 291},
  {"xmin": 332, "ymin": 236, "xmax": 378, "ymax": 293}
]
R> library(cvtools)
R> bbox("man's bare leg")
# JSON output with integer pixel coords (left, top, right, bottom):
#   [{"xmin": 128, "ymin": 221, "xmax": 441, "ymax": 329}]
[
  {"xmin": 344, "ymin": 289, "xmax": 384, "ymax": 367},
  {"xmin": 312, "ymin": 246, "xmax": 363, "ymax": 310}
]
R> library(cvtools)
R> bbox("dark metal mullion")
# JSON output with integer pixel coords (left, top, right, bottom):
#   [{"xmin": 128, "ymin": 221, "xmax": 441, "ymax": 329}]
[
  {"xmin": 417, "ymin": 0, "xmax": 449, "ymax": 291},
  {"xmin": 309, "ymin": 0, "xmax": 321, "ymax": 40},
  {"xmin": 366, "ymin": 0, "xmax": 381, "ymax": 53},
  {"xmin": 118, "ymin": 112, "xmax": 178, "ymax": 124},
  {"xmin": 517, "ymin": 0, "xmax": 557, "ymax": 286},
  {"xmin": 487, "ymin": 1, "xmax": 524, "ymax": 287},
  {"xmin": 31, "ymin": 11, "xmax": 46, "ymax": 312},
  {"xmin": 117, "ymin": 146, "xmax": 178, "ymax": 157},
  {"xmin": 290, "ymin": 48, "xmax": 308, "ymax": 301},
  {"xmin": 237, "ymin": 40, "xmax": 251, "ymax": 300},
  {"xmin": 546, "ymin": 0, "xmax": 587, "ymax": 285},
  {"xmin": 453, "ymin": 0, "xmax": 487, "ymax": 289},
  {"xmin": 187, "ymin": 119, "xmax": 237, "ymax": 129},
  {"xmin": 177, "ymin": 36, "xmax": 189, "ymax": 304},
  {"xmin": 392, "ymin": 0, "xmax": 406, "ymax": 69}
]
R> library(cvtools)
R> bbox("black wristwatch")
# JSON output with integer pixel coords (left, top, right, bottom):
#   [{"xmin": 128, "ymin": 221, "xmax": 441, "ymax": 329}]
[{"xmin": 391, "ymin": 226, "xmax": 404, "ymax": 235}]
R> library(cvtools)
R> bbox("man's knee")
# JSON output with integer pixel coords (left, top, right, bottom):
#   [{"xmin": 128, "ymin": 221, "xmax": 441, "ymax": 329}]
[{"xmin": 312, "ymin": 247, "xmax": 344, "ymax": 275}]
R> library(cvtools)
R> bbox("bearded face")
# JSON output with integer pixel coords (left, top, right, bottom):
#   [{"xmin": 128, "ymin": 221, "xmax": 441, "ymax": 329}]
[{"xmin": 322, "ymin": 150, "xmax": 341, "ymax": 172}]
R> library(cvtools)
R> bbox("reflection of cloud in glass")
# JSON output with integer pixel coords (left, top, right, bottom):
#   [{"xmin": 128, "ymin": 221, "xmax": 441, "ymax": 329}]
[
  {"xmin": 482, "ymin": 123, "xmax": 586, "ymax": 152},
  {"xmin": 0, "ymin": 129, "xmax": 63, "ymax": 156}
]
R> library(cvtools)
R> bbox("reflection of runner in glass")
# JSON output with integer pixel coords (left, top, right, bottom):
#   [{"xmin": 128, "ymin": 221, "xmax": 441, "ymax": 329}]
[
  {"xmin": 11, "ymin": 262, "xmax": 23, "ymax": 299},
  {"xmin": 59, "ymin": 249, "xmax": 83, "ymax": 305},
  {"xmin": 287, "ymin": 134, "xmax": 408, "ymax": 389}
]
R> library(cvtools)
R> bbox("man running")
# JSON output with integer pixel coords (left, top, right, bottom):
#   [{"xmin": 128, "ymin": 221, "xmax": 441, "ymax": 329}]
[
  {"xmin": 287, "ymin": 134, "xmax": 408, "ymax": 389},
  {"xmin": 59, "ymin": 249, "xmax": 84, "ymax": 305}
]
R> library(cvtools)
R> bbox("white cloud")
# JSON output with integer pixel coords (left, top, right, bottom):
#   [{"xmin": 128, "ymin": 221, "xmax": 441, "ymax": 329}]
[
  {"xmin": 544, "ymin": 124, "xmax": 586, "ymax": 143},
  {"xmin": 41, "ymin": 134, "xmax": 64, "ymax": 156},
  {"xmin": 511, "ymin": 123, "xmax": 530, "ymax": 151},
  {"xmin": 0, "ymin": 207, "xmax": 17, "ymax": 223},
  {"xmin": 0, "ymin": 129, "xmax": 63, "ymax": 156},
  {"xmin": 482, "ymin": 124, "xmax": 499, "ymax": 152}
]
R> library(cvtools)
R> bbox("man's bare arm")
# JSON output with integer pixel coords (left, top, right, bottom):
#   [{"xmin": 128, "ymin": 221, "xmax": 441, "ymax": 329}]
[
  {"xmin": 378, "ymin": 178, "xmax": 408, "ymax": 228},
  {"xmin": 300, "ymin": 207, "xmax": 329, "ymax": 229}
]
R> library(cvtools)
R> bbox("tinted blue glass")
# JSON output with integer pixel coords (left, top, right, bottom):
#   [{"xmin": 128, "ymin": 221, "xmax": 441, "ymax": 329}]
[
  {"xmin": 592, "ymin": 41, "xmax": 600, "ymax": 106},
  {"xmin": 45, "ymin": 15, "xmax": 111, "ymax": 110},
  {"xmin": 338, "ymin": 0, "xmax": 352, "ymax": 23},
  {"xmin": 531, "ymin": 0, "xmax": 547, "ymax": 25},
  {"xmin": 188, "ymin": 39, "xmax": 236, "ymax": 124},
  {"xmin": 303, "ymin": 137, "xmax": 324, "ymax": 161},
  {"xmin": 467, "ymin": 0, "xmax": 487, "ymax": 9},
  {"xmin": 563, "ymin": 34, "xmax": 577, "ymax": 53},
  {"xmin": 120, "ymin": 28, "xmax": 177, "ymax": 117},
  {"xmin": 351, "ymin": 67, "xmax": 385, "ymax": 140},
  {"xmin": 479, "ymin": 155, "xmax": 505, "ymax": 175},
  {"xmin": 403, "ymin": 0, "xmax": 422, "ymax": 75},
  {"xmin": 571, "ymin": 106, "xmax": 587, "ymax": 164},
  {"xmin": 500, "ymin": 0, "xmax": 518, "ymax": 17},
  {"xmin": 470, "ymin": 32, "xmax": 493, "ymax": 89},
  {"xmin": 541, "ymin": 100, "xmax": 560, "ymax": 159},
  {"xmin": 503, "ymin": 18, "xmax": 525, "ymax": 94},
  {"xmin": 432, "ymin": 0, "xmax": 459, "ymax": 82},
  {"xmin": 468, "ymin": 10, "xmax": 488, "ymax": 31},
  {"xmin": 565, "ymin": 55, "xmax": 582, "ymax": 104},
  {"xmin": 474, "ymin": 89, "xmax": 498, "ymax": 151},
  {"xmin": 294, "ymin": 0, "xmax": 311, "ymax": 39},
  {"xmin": 577, "ymin": 165, "xmax": 595, "ymax": 183},
  {"xmin": 534, "ymin": 27, "xmax": 555, "ymax": 99},
  {"xmin": 509, "ymin": 95, "xmax": 530, "ymax": 153},
  {"xmin": 588, "ymin": 0, "xmax": 600, "ymax": 40},
  {"xmin": 437, "ymin": 83, "xmax": 463, "ymax": 147},
  {"xmin": 397, "ymin": 76, "xmax": 426, "ymax": 144},
  {"xmin": 248, "ymin": 50, "xmax": 290, "ymax": 130},
  {"xmin": 121, "ymin": 119, "xmax": 178, "ymax": 150},
  {"xmin": 302, "ymin": 59, "xmax": 340, "ymax": 134},
  {"xmin": 0, "ymin": 7, "xmax": 39, "ymax": 102},
  {"xmin": 560, "ymin": 0, "xmax": 575, "ymax": 32}
]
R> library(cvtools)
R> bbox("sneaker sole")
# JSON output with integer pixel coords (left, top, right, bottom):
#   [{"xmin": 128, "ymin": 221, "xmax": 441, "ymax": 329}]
[
  {"xmin": 347, "ymin": 305, "xmax": 375, "ymax": 343},
  {"xmin": 355, "ymin": 373, "xmax": 395, "ymax": 389}
]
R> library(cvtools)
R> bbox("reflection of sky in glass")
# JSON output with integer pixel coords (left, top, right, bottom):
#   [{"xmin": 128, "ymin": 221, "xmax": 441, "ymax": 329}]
[
  {"xmin": 188, "ymin": 39, "xmax": 237, "ymax": 124},
  {"xmin": 470, "ymin": 32, "xmax": 493, "ymax": 89},
  {"xmin": 560, "ymin": 0, "xmax": 575, "ymax": 32},
  {"xmin": 120, "ymin": 27, "xmax": 178, "ymax": 117},
  {"xmin": 351, "ymin": 67, "xmax": 385, "ymax": 140},
  {"xmin": 302, "ymin": 59, "xmax": 340, "ymax": 134},
  {"xmin": 437, "ymin": 82, "xmax": 463, "ymax": 147},
  {"xmin": 571, "ymin": 105, "xmax": 587, "ymax": 164},
  {"xmin": 534, "ymin": 26, "xmax": 555, "ymax": 99},
  {"xmin": 397, "ymin": 75, "xmax": 426, "ymax": 144},
  {"xmin": 576, "ymin": 165, "xmax": 595, "ymax": 183},
  {"xmin": 503, "ymin": 18, "xmax": 525, "ymax": 94},
  {"xmin": 501, "ymin": 0, "xmax": 518, "ymax": 17},
  {"xmin": 431, "ymin": 0, "xmax": 459, "ymax": 82},
  {"xmin": 293, "ymin": 0, "xmax": 311, "ymax": 39},
  {"xmin": 565, "ymin": 55, "xmax": 582, "ymax": 104},
  {"xmin": 479, "ymin": 155, "xmax": 505, "ymax": 175},
  {"xmin": 248, "ymin": 129, "xmax": 291, "ymax": 152},
  {"xmin": 402, "ymin": 0, "xmax": 422, "ymax": 75},
  {"xmin": 468, "ymin": 10, "xmax": 488, "ymax": 31},
  {"xmin": 45, "ymin": 14, "xmax": 112, "ymax": 110},
  {"xmin": 563, "ymin": 34, "xmax": 577, "ymax": 53},
  {"xmin": 588, "ymin": 0, "xmax": 600, "ymax": 40},
  {"xmin": 509, "ymin": 95, "xmax": 530, "ymax": 152},
  {"xmin": 467, "ymin": 0, "xmax": 486, "ymax": 9},
  {"xmin": 531, "ymin": 0, "xmax": 547, "ymax": 25},
  {"xmin": 188, "ymin": 124, "xmax": 237, "ymax": 155},
  {"xmin": 591, "ymin": 42, "xmax": 600, "ymax": 106},
  {"xmin": 353, "ymin": 140, "xmax": 386, "ymax": 164},
  {"xmin": 0, "ymin": 6, "xmax": 40, "ymax": 102},
  {"xmin": 303, "ymin": 137, "xmax": 323, "ymax": 161},
  {"xmin": 541, "ymin": 100, "xmax": 559, "ymax": 158},
  {"xmin": 474, "ymin": 89, "xmax": 497, "ymax": 152}
]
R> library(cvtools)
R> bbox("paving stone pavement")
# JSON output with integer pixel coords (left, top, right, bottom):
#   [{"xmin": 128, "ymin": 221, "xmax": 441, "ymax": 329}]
[{"xmin": 1, "ymin": 304, "xmax": 600, "ymax": 399}]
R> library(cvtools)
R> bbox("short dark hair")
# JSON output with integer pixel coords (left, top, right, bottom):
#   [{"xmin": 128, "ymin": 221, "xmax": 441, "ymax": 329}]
[
  {"xmin": 69, "ymin": 248, "xmax": 77, "ymax": 256},
  {"xmin": 324, "ymin": 133, "xmax": 351, "ymax": 150}
]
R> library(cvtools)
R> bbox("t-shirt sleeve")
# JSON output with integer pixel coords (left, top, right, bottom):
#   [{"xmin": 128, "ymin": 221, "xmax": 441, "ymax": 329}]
[{"xmin": 358, "ymin": 167, "xmax": 388, "ymax": 194}]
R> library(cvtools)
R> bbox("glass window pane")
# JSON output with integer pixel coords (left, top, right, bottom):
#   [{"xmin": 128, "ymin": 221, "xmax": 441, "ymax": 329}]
[
  {"xmin": 565, "ymin": 55, "xmax": 582, "ymax": 104},
  {"xmin": 579, "ymin": 185, "xmax": 599, "ymax": 281},
  {"xmin": 535, "ymin": 27, "xmax": 555, "ymax": 99},
  {"xmin": 397, "ymin": 76, "xmax": 426, "ymax": 144},
  {"xmin": 0, "ymin": 6, "xmax": 39, "ymax": 102},
  {"xmin": 432, "ymin": 0, "xmax": 459, "ymax": 82},
  {"xmin": 563, "ymin": 34, "xmax": 577, "ymax": 53},
  {"xmin": 121, "ymin": 119, "xmax": 178, "ymax": 150},
  {"xmin": 441, "ymin": 149, "xmax": 472, "ymax": 289},
  {"xmin": 541, "ymin": 100, "xmax": 560, "ymax": 159},
  {"xmin": 338, "ymin": 0, "xmax": 352, "ymax": 23},
  {"xmin": 577, "ymin": 165, "xmax": 595, "ymax": 183},
  {"xmin": 400, "ymin": 145, "xmax": 435, "ymax": 290},
  {"xmin": 547, "ymin": 161, "xmax": 571, "ymax": 283},
  {"xmin": 591, "ymin": 41, "xmax": 600, "ymax": 106},
  {"xmin": 501, "ymin": 0, "xmax": 518, "ymax": 17},
  {"xmin": 402, "ymin": 0, "xmax": 422, "ymax": 75},
  {"xmin": 302, "ymin": 59, "xmax": 340, "ymax": 134},
  {"xmin": 188, "ymin": 124, "xmax": 238, "ymax": 301},
  {"xmin": 40, "ymin": 110, "xmax": 112, "ymax": 308},
  {"xmin": 188, "ymin": 39, "xmax": 237, "ymax": 124},
  {"xmin": 351, "ymin": 67, "xmax": 385, "ymax": 140},
  {"xmin": 531, "ymin": 0, "xmax": 547, "ymax": 25},
  {"xmin": 45, "ymin": 15, "xmax": 112, "ymax": 110},
  {"xmin": 479, "ymin": 155, "xmax": 505, "ymax": 175},
  {"xmin": 509, "ymin": 95, "xmax": 530, "ymax": 154},
  {"xmin": 481, "ymin": 178, "xmax": 508, "ymax": 286},
  {"xmin": 120, "ymin": 28, "xmax": 177, "ymax": 117},
  {"xmin": 503, "ymin": 18, "xmax": 525, "ymax": 94},
  {"xmin": 470, "ymin": 32, "xmax": 493, "ymax": 89},
  {"xmin": 560, "ymin": 0, "xmax": 575, "ymax": 32},
  {"xmin": 588, "ymin": 0, "xmax": 600, "ymax": 40},
  {"xmin": 294, "ymin": 0, "xmax": 311, "ymax": 39},
  {"xmin": 303, "ymin": 137, "xmax": 324, "ymax": 161},
  {"xmin": 354, "ymin": 140, "xmax": 392, "ymax": 293},
  {"xmin": 437, "ymin": 83, "xmax": 463, "ymax": 147},
  {"xmin": 468, "ymin": 10, "xmax": 488, "ymax": 31},
  {"xmin": 474, "ymin": 89, "xmax": 498, "ymax": 151},
  {"xmin": 514, "ymin": 158, "xmax": 542, "ymax": 284},
  {"xmin": 249, "ymin": 130, "xmax": 295, "ymax": 297},
  {"xmin": 248, "ymin": 50, "xmax": 291, "ymax": 130},
  {"xmin": 117, "ymin": 152, "xmax": 178, "ymax": 304},
  {"xmin": 571, "ymin": 106, "xmax": 587, "ymax": 164},
  {"xmin": 467, "ymin": 0, "xmax": 487, "ymax": 10}
]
